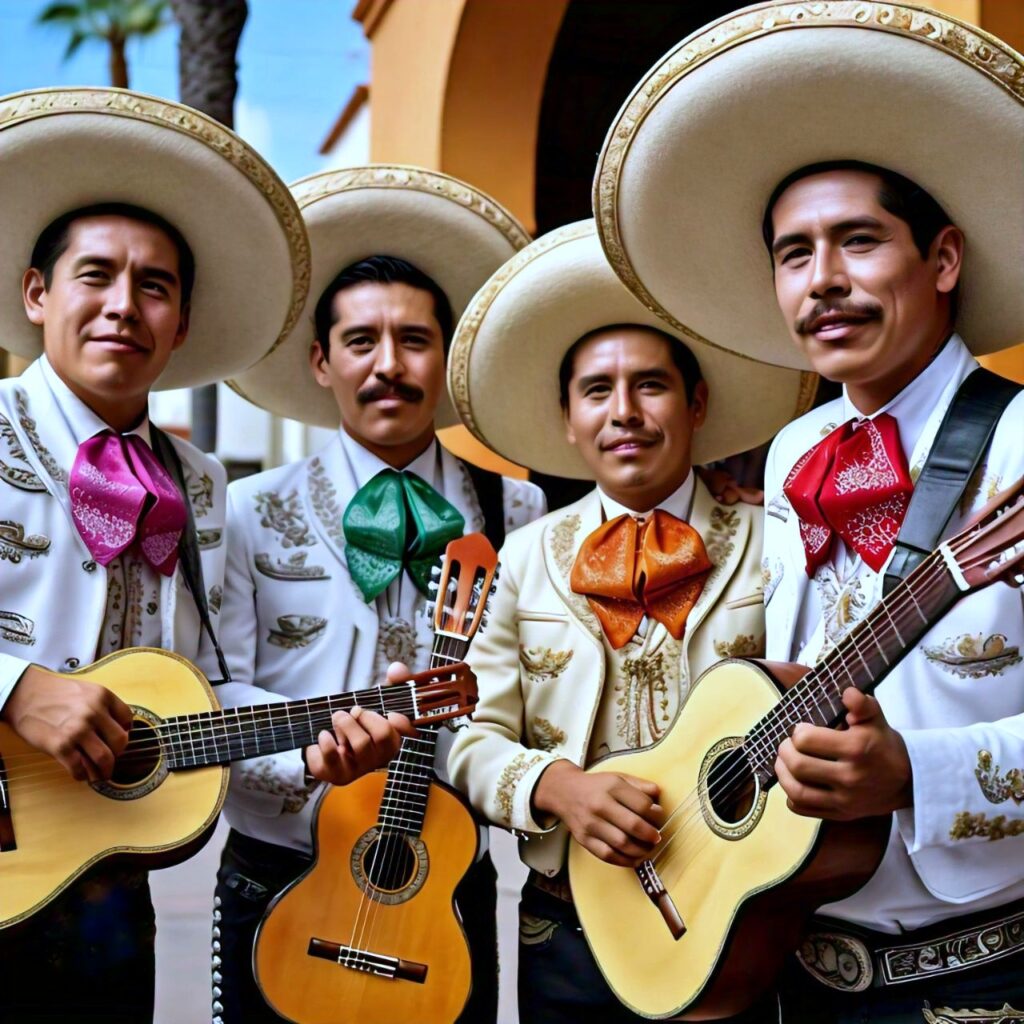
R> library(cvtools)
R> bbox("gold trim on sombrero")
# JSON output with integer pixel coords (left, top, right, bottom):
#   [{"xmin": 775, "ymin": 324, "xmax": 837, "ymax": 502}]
[
  {"xmin": 0, "ymin": 87, "xmax": 310, "ymax": 355},
  {"xmin": 449, "ymin": 219, "xmax": 817, "ymax": 478},
  {"xmin": 291, "ymin": 164, "xmax": 531, "ymax": 252},
  {"xmin": 594, "ymin": 1, "xmax": 1024, "ymax": 362}
]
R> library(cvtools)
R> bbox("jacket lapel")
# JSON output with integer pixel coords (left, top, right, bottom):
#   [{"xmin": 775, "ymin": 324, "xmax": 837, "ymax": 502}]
[
  {"xmin": 684, "ymin": 477, "xmax": 752, "ymax": 638},
  {"xmin": 542, "ymin": 489, "xmax": 604, "ymax": 646}
]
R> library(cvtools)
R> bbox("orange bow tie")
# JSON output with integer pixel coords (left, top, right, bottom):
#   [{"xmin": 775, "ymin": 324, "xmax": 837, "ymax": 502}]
[{"xmin": 570, "ymin": 510, "xmax": 712, "ymax": 650}]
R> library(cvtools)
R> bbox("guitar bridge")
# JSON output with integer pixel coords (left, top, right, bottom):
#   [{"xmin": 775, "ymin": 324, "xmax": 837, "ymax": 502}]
[
  {"xmin": 0, "ymin": 752, "xmax": 15, "ymax": 852},
  {"xmin": 307, "ymin": 937, "xmax": 427, "ymax": 984},
  {"xmin": 635, "ymin": 859, "xmax": 685, "ymax": 940}
]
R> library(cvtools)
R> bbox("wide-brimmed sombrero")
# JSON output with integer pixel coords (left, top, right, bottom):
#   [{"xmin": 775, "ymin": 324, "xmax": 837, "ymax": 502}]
[
  {"xmin": 0, "ymin": 87, "xmax": 309, "ymax": 389},
  {"xmin": 449, "ymin": 220, "xmax": 816, "ymax": 479},
  {"xmin": 229, "ymin": 165, "xmax": 531, "ymax": 428},
  {"xmin": 594, "ymin": 1, "xmax": 1024, "ymax": 370}
]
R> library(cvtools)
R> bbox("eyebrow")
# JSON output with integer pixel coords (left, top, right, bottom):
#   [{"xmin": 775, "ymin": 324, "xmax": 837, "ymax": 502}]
[
  {"xmin": 71, "ymin": 254, "xmax": 179, "ymax": 286},
  {"xmin": 574, "ymin": 366, "xmax": 674, "ymax": 390},
  {"xmin": 340, "ymin": 322, "xmax": 438, "ymax": 338},
  {"xmin": 771, "ymin": 216, "xmax": 886, "ymax": 257}
]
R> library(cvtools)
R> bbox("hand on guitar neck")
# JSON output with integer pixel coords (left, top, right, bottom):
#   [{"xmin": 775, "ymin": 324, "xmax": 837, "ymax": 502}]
[
  {"xmin": 303, "ymin": 662, "xmax": 416, "ymax": 787},
  {"xmin": 532, "ymin": 758, "xmax": 664, "ymax": 867},
  {"xmin": 775, "ymin": 686, "xmax": 914, "ymax": 821},
  {"xmin": 0, "ymin": 664, "xmax": 133, "ymax": 782}
]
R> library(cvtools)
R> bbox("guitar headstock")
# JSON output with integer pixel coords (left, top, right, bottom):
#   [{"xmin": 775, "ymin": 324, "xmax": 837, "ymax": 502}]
[
  {"xmin": 950, "ymin": 475, "xmax": 1024, "ymax": 590},
  {"xmin": 406, "ymin": 663, "xmax": 479, "ymax": 726},
  {"xmin": 427, "ymin": 533, "xmax": 499, "ymax": 644}
]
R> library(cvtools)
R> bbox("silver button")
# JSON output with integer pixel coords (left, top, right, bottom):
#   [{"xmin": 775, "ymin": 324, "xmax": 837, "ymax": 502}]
[
  {"xmin": 212, "ymin": 1002, "xmax": 224, "ymax": 1015},
  {"xmin": 82, "ymin": 560, "xmax": 97, "ymax": 572},
  {"xmin": 212, "ymin": 926, "xmax": 221, "ymax": 939},
  {"xmin": 63, "ymin": 657, "xmax": 80, "ymax": 670},
  {"xmin": 212, "ymin": 986, "xmax": 222, "ymax": 999},
  {"xmin": 212, "ymin": 940, "xmax": 221, "ymax": 953}
]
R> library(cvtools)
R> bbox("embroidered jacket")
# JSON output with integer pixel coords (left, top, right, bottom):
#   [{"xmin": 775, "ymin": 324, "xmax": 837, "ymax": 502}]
[
  {"xmin": 764, "ymin": 336, "xmax": 1024, "ymax": 931},
  {"xmin": 0, "ymin": 358, "xmax": 227, "ymax": 708},
  {"xmin": 214, "ymin": 431, "xmax": 545, "ymax": 851},
  {"xmin": 447, "ymin": 478, "xmax": 765, "ymax": 877}
]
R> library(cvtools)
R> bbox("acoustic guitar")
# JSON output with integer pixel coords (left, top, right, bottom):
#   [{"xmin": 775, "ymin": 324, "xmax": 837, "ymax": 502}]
[
  {"xmin": 569, "ymin": 477, "xmax": 1024, "ymax": 1019},
  {"xmin": 0, "ymin": 650, "xmax": 478, "ymax": 930},
  {"xmin": 253, "ymin": 533, "xmax": 499, "ymax": 1024}
]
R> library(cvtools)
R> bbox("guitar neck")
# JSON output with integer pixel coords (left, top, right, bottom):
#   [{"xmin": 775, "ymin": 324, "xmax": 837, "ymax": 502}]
[
  {"xmin": 376, "ymin": 634, "xmax": 468, "ymax": 837},
  {"xmin": 161, "ymin": 682, "xmax": 422, "ymax": 771},
  {"xmin": 746, "ymin": 548, "xmax": 962, "ymax": 780}
]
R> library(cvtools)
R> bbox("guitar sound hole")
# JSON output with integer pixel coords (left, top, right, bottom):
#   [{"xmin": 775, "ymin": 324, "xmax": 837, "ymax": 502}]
[
  {"xmin": 706, "ymin": 747, "xmax": 757, "ymax": 825},
  {"xmin": 362, "ymin": 832, "xmax": 418, "ymax": 893},
  {"xmin": 111, "ymin": 721, "xmax": 162, "ymax": 786}
]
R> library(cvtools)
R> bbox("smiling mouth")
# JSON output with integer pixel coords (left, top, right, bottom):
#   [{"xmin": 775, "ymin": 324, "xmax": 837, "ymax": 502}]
[
  {"xmin": 603, "ymin": 437, "xmax": 654, "ymax": 453},
  {"xmin": 90, "ymin": 336, "xmax": 147, "ymax": 351}
]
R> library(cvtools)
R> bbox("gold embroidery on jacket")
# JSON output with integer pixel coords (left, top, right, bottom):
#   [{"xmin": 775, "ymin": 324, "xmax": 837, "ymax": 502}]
[
  {"xmin": 923, "ymin": 1005, "xmax": 1024, "ymax": 1023},
  {"xmin": 949, "ymin": 812, "xmax": 1024, "ymax": 842},
  {"xmin": 531, "ymin": 717, "xmax": 566, "ymax": 753},
  {"xmin": 496, "ymin": 751, "xmax": 544, "ymax": 825},
  {"xmin": 267, "ymin": 614, "xmax": 327, "ymax": 649},
  {"xmin": 976, "ymin": 750, "xmax": 1024, "ymax": 806},
  {"xmin": 519, "ymin": 645, "xmax": 573, "ymax": 683},
  {"xmin": 959, "ymin": 465, "xmax": 1003, "ymax": 516},
  {"xmin": 255, "ymin": 489, "xmax": 316, "ymax": 549},
  {"xmin": 816, "ymin": 563, "xmax": 867, "ymax": 650},
  {"xmin": 185, "ymin": 470, "xmax": 214, "ymax": 518},
  {"xmin": 617, "ymin": 643, "xmax": 680, "ymax": 748},
  {"xmin": 255, "ymin": 551, "xmax": 330, "ymax": 581},
  {"xmin": 0, "ymin": 610, "xmax": 35, "ymax": 645},
  {"xmin": 714, "ymin": 634, "xmax": 765, "ymax": 659},
  {"xmin": 208, "ymin": 585, "xmax": 223, "ymax": 615},
  {"xmin": 923, "ymin": 634, "xmax": 1022, "ymax": 679},
  {"xmin": 0, "ymin": 415, "xmax": 45, "ymax": 492},
  {"xmin": 240, "ymin": 756, "xmax": 314, "ymax": 813},
  {"xmin": 0, "ymin": 521, "xmax": 51, "ymax": 562},
  {"xmin": 16, "ymin": 390, "xmax": 66, "ymax": 484},
  {"xmin": 308, "ymin": 458, "xmax": 345, "ymax": 548}
]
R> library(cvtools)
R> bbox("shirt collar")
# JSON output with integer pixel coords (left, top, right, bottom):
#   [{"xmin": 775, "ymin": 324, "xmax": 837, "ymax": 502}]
[
  {"xmin": 39, "ymin": 355, "xmax": 152, "ymax": 446},
  {"xmin": 597, "ymin": 469, "xmax": 695, "ymax": 524},
  {"xmin": 842, "ymin": 333, "xmax": 974, "ymax": 462},
  {"xmin": 338, "ymin": 426, "xmax": 441, "ymax": 490}
]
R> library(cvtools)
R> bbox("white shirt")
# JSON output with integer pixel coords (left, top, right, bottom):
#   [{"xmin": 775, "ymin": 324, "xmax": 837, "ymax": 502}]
[{"xmin": 38, "ymin": 357, "xmax": 163, "ymax": 656}]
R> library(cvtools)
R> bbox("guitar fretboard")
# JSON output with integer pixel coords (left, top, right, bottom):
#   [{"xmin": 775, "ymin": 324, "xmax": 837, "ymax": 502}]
[
  {"xmin": 376, "ymin": 632, "xmax": 469, "ymax": 837},
  {"xmin": 744, "ymin": 548, "xmax": 961, "ymax": 784},
  {"xmin": 160, "ymin": 685, "xmax": 420, "ymax": 771}
]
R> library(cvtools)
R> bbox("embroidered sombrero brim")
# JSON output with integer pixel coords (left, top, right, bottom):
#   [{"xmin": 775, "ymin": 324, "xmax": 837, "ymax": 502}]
[
  {"xmin": 594, "ymin": 1, "xmax": 1024, "ymax": 370},
  {"xmin": 0, "ymin": 87, "xmax": 309, "ymax": 389},
  {"xmin": 228, "ymin": 166, "xmax": 531, "ymax": 429},
  {"xmin": 448, "ymin": 220, "xmax": 817, "ymax": 479}
]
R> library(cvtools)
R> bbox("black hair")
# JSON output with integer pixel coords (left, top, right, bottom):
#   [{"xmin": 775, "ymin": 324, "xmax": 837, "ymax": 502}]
[
  {"xmin": 313, "ymin": 255, "xmax": 454, "ymax": 359},
  {"xmin": 558, "ymin": 323, "xmax": 704, "ymax": 409},
  {"xmin": 30, "ymin": 202, "xmax": 195, "ymax": 306},
  {"xmin": 762, "ymin": 160, "xmax": 954, "ymax": 259}
]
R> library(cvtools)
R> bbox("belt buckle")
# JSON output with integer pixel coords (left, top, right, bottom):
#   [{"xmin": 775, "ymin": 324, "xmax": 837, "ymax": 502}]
[{"xmin": 797, "ymin": 931, "xmax": 874, "ymax": 992}]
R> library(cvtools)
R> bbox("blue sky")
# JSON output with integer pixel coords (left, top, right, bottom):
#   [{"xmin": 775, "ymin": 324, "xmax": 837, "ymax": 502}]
[{"xmin": 0, "ymin": 0, "xmax": 369, "ymax": 183}]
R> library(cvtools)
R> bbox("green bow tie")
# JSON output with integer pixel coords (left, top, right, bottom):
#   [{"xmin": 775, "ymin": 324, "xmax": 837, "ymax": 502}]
[{"xmin": 342, "ymin": 469, "xmax": 465, "ymax": 602}]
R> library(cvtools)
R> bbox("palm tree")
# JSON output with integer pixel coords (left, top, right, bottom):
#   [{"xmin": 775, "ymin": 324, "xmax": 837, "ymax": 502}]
[
  {"xmin": 170, "ymin": 0, "xmax": 248, "ymax": 454},
  {"xmin": 36, "ymin": 0, "xmax": 169, "ymax": 89}
]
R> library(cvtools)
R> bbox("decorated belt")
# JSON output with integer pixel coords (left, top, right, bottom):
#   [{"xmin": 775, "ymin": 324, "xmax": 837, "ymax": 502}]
[
  {"xmin": 527, "ymin": 868, "xmax": 574, "ymax": 904},
  {"xmin": 797, "ymin": 901, "xmax": 1024, "ymax": 993}
]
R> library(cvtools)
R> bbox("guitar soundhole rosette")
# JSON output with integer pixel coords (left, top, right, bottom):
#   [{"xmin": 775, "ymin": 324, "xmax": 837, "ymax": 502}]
[
  {"xmin": 90, "ymin": 706, "xmax": 168, "ymax": 801},
  {"xmin": 350, "ymin": 828, "xmax": 429, "ymax": 905},
  {"xmin": 698, "ymin": 736, "xmax": 767, "ymax": 841}
]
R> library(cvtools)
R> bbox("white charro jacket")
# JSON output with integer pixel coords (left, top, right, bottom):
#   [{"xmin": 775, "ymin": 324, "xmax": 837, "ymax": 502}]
[{"xmin": 448, "ymin": 478, "xmax": 765, "ymax": 876}]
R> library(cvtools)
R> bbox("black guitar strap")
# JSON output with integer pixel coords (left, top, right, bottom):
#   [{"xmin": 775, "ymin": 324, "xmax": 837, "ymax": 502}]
[
  {"xmin": 883, "ymin": 367, "xmax": 1021, "ymax": 596},
  {"xmin": 150, "ymin": 427, "xmax": 232, "ymax": 682}
]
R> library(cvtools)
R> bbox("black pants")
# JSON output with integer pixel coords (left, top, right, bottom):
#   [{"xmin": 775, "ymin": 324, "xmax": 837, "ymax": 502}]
[
  {"xmin": 0, "ymin": 864, "xmax": 155, "ymax": 1023},
  {"xmin": 213, "ymin": 828, "xmax": 498, "ymax": 1024},
  {"xmin": 516, "ymin": 883, "xmax": 778, "ymax": 1024},
  {"xmin": 778, "ymin": 943, "xmax": 1024, "ymax": 1023}
]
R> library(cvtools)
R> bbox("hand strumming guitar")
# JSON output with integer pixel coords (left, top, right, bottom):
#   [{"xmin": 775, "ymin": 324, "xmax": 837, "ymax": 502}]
[
  {"xmin": 775, "ymin": 688, "xmax": 914, "ymax": 820},
  {"xmin": 532, "ymin": 759, "xmax": 664, "ymax": 867},
  {"xmin": 303, "ymin": 661, "xmax": 416, "ymax": 787},
  {"xmin": 1, "ymin": 664, "xmax": 133, "ymax": 782}
]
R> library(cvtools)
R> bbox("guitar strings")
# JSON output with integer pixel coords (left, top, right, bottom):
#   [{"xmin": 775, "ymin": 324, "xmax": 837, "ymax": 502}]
[
  {"xmin": 647, "ymin": 527, "xmax": 1000, "ymax": 890},
  {"xmin": 642, "ymin": 548, "xmax": 957, "ymax": 885}
]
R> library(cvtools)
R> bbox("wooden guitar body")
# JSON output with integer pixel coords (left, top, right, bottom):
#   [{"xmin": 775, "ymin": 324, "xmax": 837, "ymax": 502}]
[
  {"xmin": 568, "ymin": 658, "xmax": 889, "ymax": 1020},
  {"xmin": 0, "ymin": 648, "xmax": 226, "ymax": 928},
  {"xmin": 254, "ymin": 770, "xmax": 477, "ymax": 1024}
]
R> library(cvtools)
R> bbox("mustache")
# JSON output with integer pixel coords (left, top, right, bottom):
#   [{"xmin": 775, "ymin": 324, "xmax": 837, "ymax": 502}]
[
  {"xmin": 796, "ymin": 300, "xmax": 883, "ymax": 336},
  {"xmin": 357, "ymin": 377, "xmax": 425, "ymax": 405}
]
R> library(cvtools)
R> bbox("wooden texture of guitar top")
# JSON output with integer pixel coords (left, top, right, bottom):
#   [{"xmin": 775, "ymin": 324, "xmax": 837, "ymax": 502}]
[
  {"xmin": 254, "ymin": 770, "xmax": 477, "ymax": 1024},
  {"xmin": 0, "ymin": 648, "xmax": 226, "ymax": 928}
]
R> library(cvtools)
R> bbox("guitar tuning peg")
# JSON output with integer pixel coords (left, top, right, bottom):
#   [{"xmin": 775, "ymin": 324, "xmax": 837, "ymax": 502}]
[
  {"xmin": 427, "ymin": 580, "xmax": 438, "ymax": 592},
  {"xmin": 430, "ymin": 564, "xmax": 442, "ymax": 577},
  {"xmin": 489, "ymin": 583, "xmax": 498, "ymax": 595}
]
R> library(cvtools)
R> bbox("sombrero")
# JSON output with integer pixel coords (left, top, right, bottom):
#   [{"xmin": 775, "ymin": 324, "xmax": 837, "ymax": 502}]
[
  {"xmin": 594, "ymin": 1, "xmax": 1024, "ymax": 370},
  {"xmin": 0, "ymin": 87, "xmax": 309, "ymax": 388},
  {"xmin": 448, "ymin": 220, "xmax": 817, "ymax": 479},
  {"xmin": 229, "ymin": 165, "xmax": 531, "ymax": 427}
]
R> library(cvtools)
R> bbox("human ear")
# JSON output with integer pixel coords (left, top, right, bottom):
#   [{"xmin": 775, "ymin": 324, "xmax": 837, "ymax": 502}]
[
  {"xmin": 309, "ymin": 339, "xmax": 331, "ymax": 388},
  {"xmin": 22, "ymin": 268, "xmax": 46, "ymax": 326},
  {"xmin": 932, "ymin": 224, "xmax": 964, "ymax": 296},
  {"xmin": 690, "ymin": 379, "xmax": 709, "ymax": 430}
]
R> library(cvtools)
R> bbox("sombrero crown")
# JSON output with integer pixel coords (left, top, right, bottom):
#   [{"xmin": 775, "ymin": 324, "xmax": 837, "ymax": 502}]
[{"xmin": 595, "ymin": 1, "xmax": 1024, "ymax": 369}]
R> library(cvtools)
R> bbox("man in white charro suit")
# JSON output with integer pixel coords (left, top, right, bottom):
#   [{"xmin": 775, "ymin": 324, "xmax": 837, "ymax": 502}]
[
  {"xmin": 212, "ymin": 167, "xmax": 546, "ymax": 1024},
  {"xmin": 446, "ymin": 220, "xmax": 814, "ymax": 1022},
  {"xmin": 0, "ymin": 88, "xmax": 305, "ymax": 1022}
]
